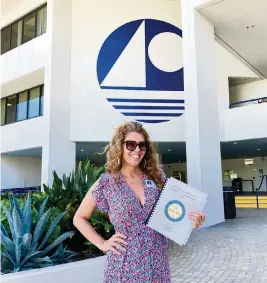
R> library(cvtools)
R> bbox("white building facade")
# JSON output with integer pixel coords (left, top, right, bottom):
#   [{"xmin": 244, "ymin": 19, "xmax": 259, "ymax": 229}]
[{"xmin": 1, "ymin": 0, "xmax": 267, "ymax": 227}]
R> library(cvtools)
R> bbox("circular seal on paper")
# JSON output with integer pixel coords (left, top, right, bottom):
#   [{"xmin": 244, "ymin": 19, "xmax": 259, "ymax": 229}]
[{"xmin": 164, "ymin": 200, "xmax": 186, "ymax": 222}]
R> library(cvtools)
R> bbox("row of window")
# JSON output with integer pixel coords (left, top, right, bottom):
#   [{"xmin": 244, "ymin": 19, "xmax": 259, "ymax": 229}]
[
  {"xmin": 1, "ymin": 4, "xmax": 47, "ymax": 55},
  {"xmin": 1, "ymin": 85, "xmax": 44, "ymax": 126}
]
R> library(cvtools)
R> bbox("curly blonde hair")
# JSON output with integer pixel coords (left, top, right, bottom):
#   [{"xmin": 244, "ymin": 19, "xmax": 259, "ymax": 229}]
[{"xmin": 104, "ymin": 121, "xmax": 163, "ymax": 187}]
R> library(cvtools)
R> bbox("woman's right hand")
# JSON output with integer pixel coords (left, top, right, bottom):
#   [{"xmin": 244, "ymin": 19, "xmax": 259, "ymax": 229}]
[{"xmin": 102, "ymin": 233, "xmax": 128, "ymax": 255}]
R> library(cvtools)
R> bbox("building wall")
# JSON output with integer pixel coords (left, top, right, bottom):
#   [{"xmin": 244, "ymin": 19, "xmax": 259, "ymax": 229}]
[
  {"xmin": 1, "ymin": 117, "xmax": 45, "ymax": 153},
  {"xmin": 2, "ymin": 155, "xmax": 266, "ymax": 191},
  {"xmin": 70, "ymin": 0, "xmax": 259, "ymax": 143},
  {"xmin": 1, "ymin": 0, "xmax": 263, "ymax": 154},
  {"xmin": 229, "ymin": 80, "xmax": 267, "ymax": 104},
  {"xmin": 215, "ymin": 41, "xmax": 258, "ymax": 141},
  {"xmin": 164, "ymin": 157, "xmax": 267, "ymax": 192},
  {"xmin": 1, "ymin": 0, "xmax": 46, "ymax": 27},
  {"xmin": 227, "ymin": 80, "xmax": 267, "ymax": 140},
  {"xmin": 192, "ymin": 0, "xmax": 215, "ymax": 9},
  {"xmin": 224, "ymin": 104, "xmax": 267, "ymax": 141},
  {"xmin": 70, "ymin": 0, "xmax": 185, "ymax": 142},
  {"xmin": 217, "ymin": 50, "xmax": 267, "ymax": 141},
  {"xmin": 1, "ymin": 0, "xmax": 266, "ymax": 192},
  {"xmin": 1, "ymin": 156, "xmax": 42, "ymax": 189},
  {"xmin": 1, "ymin": 68, "xmax": 44, "ymax": 98},
  {"xmin": 0, "ymin": 35, "xmax": 48, "ymax": 85}
]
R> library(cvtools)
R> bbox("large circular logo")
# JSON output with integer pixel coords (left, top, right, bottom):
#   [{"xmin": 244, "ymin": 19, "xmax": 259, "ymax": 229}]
[
  {"xmin": 165, "ymin": 200, "xmax": 186, "ymax": 222},
  {"xmin": 96, "ymin": 19, "xmax": 184, "ymax": 124}
]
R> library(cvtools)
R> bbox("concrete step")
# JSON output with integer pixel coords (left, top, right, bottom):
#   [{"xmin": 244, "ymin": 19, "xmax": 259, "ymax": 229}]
[
  {"xmin": 236, "ymin": 203, "xmax": 258, "ymax": 208},
  {"xmin": 235, "ymin": 199, "xmax": 267, "ymax": 204},
  {"xmin": 235, "ymin": 196, "xmax": 267, "ymax": 208},
  {"xmin": 235, "ymin": 196, "xmax": 267, "ymax": 200},
  {"xmin": 235, "ymin": 200, "xmax": 267, "ymax": 204},
  {"xmin": 236, "ymin": 205, "xmax": 267, "ymax": 208}
]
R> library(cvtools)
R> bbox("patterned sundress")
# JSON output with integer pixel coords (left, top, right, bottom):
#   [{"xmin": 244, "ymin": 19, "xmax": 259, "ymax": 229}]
[{"xmin": 92, "ymin": 167, "xmax": 171, "ymax": 283}]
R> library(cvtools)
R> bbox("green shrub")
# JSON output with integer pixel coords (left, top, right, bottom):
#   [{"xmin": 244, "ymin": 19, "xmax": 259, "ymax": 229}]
[
  {"xmin": 41, "ymin": 159, "xmax": 112, "ymax": 251},
  {"xmin": 1, "ymin": 158, "xmax": 114, "ymax": 259},
  {"xmin": 86, "ymin": 211, "xmax": 115, "ymax": 250}
]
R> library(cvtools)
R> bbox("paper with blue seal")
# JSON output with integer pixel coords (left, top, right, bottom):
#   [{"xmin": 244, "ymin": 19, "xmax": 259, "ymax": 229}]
[{"xmin": 146, "ymin": 177, "xmax": 208, "ymax": 246}]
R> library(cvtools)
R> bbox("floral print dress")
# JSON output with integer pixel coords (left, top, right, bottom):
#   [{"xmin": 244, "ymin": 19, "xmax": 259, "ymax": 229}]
[{"xmin": 92, "ymin": 168, "xmax": 171, "ymax": 283}]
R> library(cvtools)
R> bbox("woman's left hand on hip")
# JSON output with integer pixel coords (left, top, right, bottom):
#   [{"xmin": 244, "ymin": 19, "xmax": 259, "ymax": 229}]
[{"xmin": 188, "ymin": 211, "xmax": 205, "ymax": 229}]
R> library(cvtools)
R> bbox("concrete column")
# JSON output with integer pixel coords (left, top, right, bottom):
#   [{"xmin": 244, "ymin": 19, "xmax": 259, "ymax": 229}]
[
  {"xmin": 217, "ymin": 74, "xmax": 229, "ymax": 141},
  {"xmin": 181, "ymin": 1, "xmax": 224, "ymax": 226},
  {"xmin": 41, "ymin": 0, "xmax": 75, "ymax": 186}
]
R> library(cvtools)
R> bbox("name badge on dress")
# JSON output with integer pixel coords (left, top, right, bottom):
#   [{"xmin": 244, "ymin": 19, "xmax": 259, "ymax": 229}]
[{"xmin": 145, "ymin": 180, "xmax": 154, "ymax": 188}]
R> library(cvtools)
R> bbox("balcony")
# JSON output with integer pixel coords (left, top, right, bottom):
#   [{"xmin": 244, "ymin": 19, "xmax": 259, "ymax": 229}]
[
  {"xmin": 0, "ymin": 34, "xmax": 48, "ymax": 84},
  {"xmin": 1, "ymin": 116, "xmax": 45, "ymax": 153},
  {"xmin": 225, "ymin": 101, "xmax": 267, "ymax": 141}
]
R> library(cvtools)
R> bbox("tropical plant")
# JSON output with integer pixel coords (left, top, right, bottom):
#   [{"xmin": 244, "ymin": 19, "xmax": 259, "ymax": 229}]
[
  {"xmin": 1, "ymin": 190, "xmax": 12, "ymax": 201},
  {"xmin": 0, "ymin": 198, "xmax": 10, "ymax": 222},
  {"xmin": 0, "ymin": 194, "xmax": 75, "ymax": 274},
  {"xmin": 31, "ymin": 190, "xmax": 47, "ymax": 210},
  {"xmin": 0, "ymin": 195, "xmax": 25, "ymax": 236},
  {"xmin": 43, "ymin": 158, "xmax": 105, "ymax": 207},
  {"xmin": 75, "ymin": 158, "xmax": 105, "ymax": 201},
  {"xmin": 86, "ymin": 211, "xmax": 115, "ymax": 250},
  {"xmin": 40, "ymin": 159, "xmax": 108, "ymax": 251}
]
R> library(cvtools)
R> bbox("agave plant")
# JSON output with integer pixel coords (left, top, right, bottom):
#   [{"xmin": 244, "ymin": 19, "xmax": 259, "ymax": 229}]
[
  {"xmin": 0, "ymin": 194, "xmax": 75, "ymax": 274},
  {"xmin": 50, "ymin": 243, "xmax": 77, "ymax": 264}
]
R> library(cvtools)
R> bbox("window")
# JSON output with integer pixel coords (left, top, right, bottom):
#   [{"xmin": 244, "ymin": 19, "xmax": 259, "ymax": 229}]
[
  {"xmin": 23, "ymin": 12, "xmax": 36, "ymax": 43},
  {"xmin": 6, "ymin": 96, "xmax": 17, "ymax": 124},
  {"xmin": 1, "ymin": 99, "xmax": 6, "ymax": 125},
  {"xmin": 28, "ymin": 87, "xmax": 40, "ymax": 118},
  {"xmin": 11, "ymin": 20, "xmax": 23, "ymax": 49},
  {"xmin": 1, "ymin": 26, "xmax": 11, "ymax": 54},
  {"xmin": 1, "ymin": 84, "xmax": 44, "ymax": 126},
  {"xmin": 40, "ymin": 85, "xmax": 44, "ymax": 115},
  {"xmin": 1, "ymin": 4, "xmax": 47, "ymax": 54},
  {"xmin": 36, "ymin": 6, "xmax": 47, "ymax": 36},
  {"xmin": 16, "ymin": 91, "xmax": 28, "ymax": 121}
]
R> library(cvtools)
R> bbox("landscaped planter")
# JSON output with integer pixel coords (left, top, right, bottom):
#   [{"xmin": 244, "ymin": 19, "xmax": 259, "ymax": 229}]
[{"xmin": 1, "ymin": 256, "xmax": 106, "ymax": 283}]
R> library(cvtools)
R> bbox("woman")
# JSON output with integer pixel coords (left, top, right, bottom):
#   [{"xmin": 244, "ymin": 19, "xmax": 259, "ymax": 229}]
[{"xmin": 73, "ymin": 121, "xmax": 205, "ymax": 282}]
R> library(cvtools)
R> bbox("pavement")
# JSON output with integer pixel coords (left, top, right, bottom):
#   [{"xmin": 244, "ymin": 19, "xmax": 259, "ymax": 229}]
[{"xmin": 168, "ymin": 209, "xmax": 267, "ymax": 283}]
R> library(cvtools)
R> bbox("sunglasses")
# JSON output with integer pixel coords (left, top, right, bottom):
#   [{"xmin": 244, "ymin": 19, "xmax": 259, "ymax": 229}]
[{"xmin": 124, "ymin": 141, "xmax": 149, "ymax": 151}]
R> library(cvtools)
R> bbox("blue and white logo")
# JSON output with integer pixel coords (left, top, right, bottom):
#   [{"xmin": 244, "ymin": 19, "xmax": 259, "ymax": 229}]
[
  {"xmin": 164, "ymin": 200, "xmax": 186, "ymax": 222},
  {"xmin": 97, "ymin": 19, "xmax": 184, "ymax": 123}
]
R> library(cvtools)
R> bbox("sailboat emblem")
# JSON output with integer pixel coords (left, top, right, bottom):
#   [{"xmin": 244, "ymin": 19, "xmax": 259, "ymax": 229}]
[{"xmin": 97, "ymin": 19, "xmax": 185, "ymax": 124}]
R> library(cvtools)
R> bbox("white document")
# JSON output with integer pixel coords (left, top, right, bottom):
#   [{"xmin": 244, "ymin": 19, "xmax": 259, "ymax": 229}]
[{"xmin": 146, "ymin": 177, "xmax": 208, "ymax": 246}]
